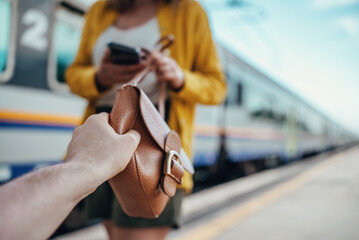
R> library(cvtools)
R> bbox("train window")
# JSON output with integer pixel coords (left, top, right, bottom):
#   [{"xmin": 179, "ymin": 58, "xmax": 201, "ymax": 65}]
[
  {"xmin": 297, "ymin": 106, "xmax": 311, "ymax": 132},
  {"xmin": 246, "ymin": 84, "xmax": 272, "ymax": 119},
  {"xmin": 270, "ymin": 94, "xmax": 288, "ymax": 126},
  {"xmin": 48, "ymin": 7, "xmax": 83, "ymax": 91},
  {"xmin": 0, "ymin": 0, "xmax": 15, "ymax": 82}
]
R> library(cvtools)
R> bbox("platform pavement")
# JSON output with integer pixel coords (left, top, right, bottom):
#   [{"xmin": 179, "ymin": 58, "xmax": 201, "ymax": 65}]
[{"xmin": 171, "ymin": 146, "xmax": 359, "ymax": 240}]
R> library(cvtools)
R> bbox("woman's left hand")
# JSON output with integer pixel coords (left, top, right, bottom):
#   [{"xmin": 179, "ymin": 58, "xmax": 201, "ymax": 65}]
[{"xmin": 151, "ymin": 52, "xmax": 184, "ymax": 91}]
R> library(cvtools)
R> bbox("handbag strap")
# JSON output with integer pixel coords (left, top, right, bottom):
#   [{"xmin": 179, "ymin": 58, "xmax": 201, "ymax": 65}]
[{"xmin": 129, "ymin": 35, "xmax": 175, "ymax": 119}]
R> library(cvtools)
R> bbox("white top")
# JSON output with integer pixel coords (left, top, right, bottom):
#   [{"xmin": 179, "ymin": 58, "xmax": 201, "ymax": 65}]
[{"xmin": 92, "ymin": 17, "xmax": 161, "ymax": 106}]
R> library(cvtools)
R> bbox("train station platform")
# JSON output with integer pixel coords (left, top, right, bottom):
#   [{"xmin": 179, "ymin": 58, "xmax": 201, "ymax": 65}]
[{"xmin": 55, "ymin": 145, "xmax": 359, "ymax": 240}]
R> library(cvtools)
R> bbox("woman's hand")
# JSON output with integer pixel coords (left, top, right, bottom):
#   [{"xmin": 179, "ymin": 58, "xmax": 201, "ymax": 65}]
[
  {"xmin": 151, "ymin": 51, "xmax": 184, "ymax": 91},
  {"xmin": 96, "ymin": 49, "xmax": 146, "ymax": 91}
]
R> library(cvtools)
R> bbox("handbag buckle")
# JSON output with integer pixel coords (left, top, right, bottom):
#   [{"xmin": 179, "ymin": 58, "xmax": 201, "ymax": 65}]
[
  {"xmin": 122, "ymin": 82, "xmax": 137, "ymax": 88},
  {"xmin": 164, "ymin": 150, "xmax": 183, "ymax": 184}
]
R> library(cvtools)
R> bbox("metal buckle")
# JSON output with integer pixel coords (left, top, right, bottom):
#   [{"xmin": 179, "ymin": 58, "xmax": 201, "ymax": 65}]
[
  {"xmin": 122, "ymin": 82, "xmax": 137, "ymax": 88},
  {"xmin": 164, "ymin": 150, "xmax": 183, "ymax": 184}
]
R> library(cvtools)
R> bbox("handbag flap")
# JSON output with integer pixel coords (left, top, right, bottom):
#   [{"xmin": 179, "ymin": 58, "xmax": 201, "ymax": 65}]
[
  {"xmin": 138, "ymin": 86, "xmax": 194, "ymax": 174},
  {"xmin": 138, "ymin": 86, "xmax": 170, "ymax": 150},
  {"xmin": 112, "ymin": 85, "xmax": 194, "ymax": 174}
]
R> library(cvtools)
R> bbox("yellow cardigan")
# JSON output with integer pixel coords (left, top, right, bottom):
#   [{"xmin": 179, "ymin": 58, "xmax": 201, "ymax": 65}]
[{"xmin": 66, "ymin": 0, "xmax": 227, "ymax": 192}]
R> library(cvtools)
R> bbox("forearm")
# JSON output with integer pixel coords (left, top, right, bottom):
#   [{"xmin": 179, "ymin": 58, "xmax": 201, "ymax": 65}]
[
  {"xmin": 0, "ymin": 113, "xmax": 139, "ymax": 240},
  {"xmin": 0, "ymin": 160, "xmax": 100, "ymax": 240}
]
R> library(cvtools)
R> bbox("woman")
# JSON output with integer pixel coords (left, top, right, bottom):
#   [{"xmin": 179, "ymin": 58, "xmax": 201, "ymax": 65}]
[{"xmin": 66, "ymin": 0, "xmax": 226, "ymax": 239}]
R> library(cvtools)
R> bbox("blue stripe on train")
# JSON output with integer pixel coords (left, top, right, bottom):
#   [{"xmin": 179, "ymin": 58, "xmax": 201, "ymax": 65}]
[{"xmin": 0, "ymin": 121, "xmax": 76, "ymax": 131}]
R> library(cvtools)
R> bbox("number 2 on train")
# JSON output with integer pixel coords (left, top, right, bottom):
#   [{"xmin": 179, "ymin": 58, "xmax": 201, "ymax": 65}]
[{"xmin": 20, "ymin": 9, "xmax": 48, "ymax": 52}]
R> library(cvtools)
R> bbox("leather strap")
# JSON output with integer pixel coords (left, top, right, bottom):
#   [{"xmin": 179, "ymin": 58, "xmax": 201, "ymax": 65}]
[
  {"xmin": 162, "ymin": 160, "xmax": 184, "ymax": 197},
  {"xmin": 128, "ymin": 35, "xmax": 175, "ymax": 119}
]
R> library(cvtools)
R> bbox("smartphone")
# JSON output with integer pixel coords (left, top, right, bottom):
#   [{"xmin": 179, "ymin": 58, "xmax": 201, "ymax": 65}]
[{"xmin": 107, "ymin": 42, "xmax": 142, "ymax": 65}]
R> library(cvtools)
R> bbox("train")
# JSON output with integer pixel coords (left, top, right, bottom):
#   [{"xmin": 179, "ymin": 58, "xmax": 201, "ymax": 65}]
[
  {"xmin": 193, "ymin": 45, "xmax": 357, "ymax": 183},
  {"xmin": 0, "ymin": 0, "xmax": 357, "ymax": 185}
]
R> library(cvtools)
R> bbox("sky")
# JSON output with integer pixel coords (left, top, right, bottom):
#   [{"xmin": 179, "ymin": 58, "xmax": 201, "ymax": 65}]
[{"xmin": 199, "ymin": 0, "xmax": 359, "ymax": 136}]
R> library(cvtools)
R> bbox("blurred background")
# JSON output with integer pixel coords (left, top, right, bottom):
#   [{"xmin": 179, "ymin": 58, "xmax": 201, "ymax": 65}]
[{"xmin": 0, "ymin": 0, "xmax": 358, "ymax": 239}]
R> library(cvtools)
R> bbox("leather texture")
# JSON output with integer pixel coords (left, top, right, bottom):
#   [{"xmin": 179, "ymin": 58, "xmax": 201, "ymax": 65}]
[{"xmin": 109, "ymin": 85, "xmax": 192, "ymax": 218}]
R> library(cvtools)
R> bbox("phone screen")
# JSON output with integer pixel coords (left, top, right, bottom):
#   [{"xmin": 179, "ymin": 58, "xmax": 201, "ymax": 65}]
[{"xmin": 107, "ymin": 42, "xmax": 141, "ymax": 65}]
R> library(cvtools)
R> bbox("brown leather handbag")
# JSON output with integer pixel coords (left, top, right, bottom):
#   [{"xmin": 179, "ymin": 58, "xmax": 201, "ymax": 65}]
[{"xmin": 108, "ymin": 36, "xmax": 194, "ymax": 219}]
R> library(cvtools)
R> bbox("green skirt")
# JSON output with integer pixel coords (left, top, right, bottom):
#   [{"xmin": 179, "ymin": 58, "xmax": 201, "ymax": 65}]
[{"xmin": 85, "ymin": 181, "xmax": 184, "ymax": 228}]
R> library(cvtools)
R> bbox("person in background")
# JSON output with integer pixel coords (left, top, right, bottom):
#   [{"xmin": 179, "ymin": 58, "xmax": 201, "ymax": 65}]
[
  {"xmin": 66, "ymin": 0, "xmax": 227, "ymax": 239},
  {"xmin": 0, "ymin": 113, "xmax": 140, "ymax": 240}
]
